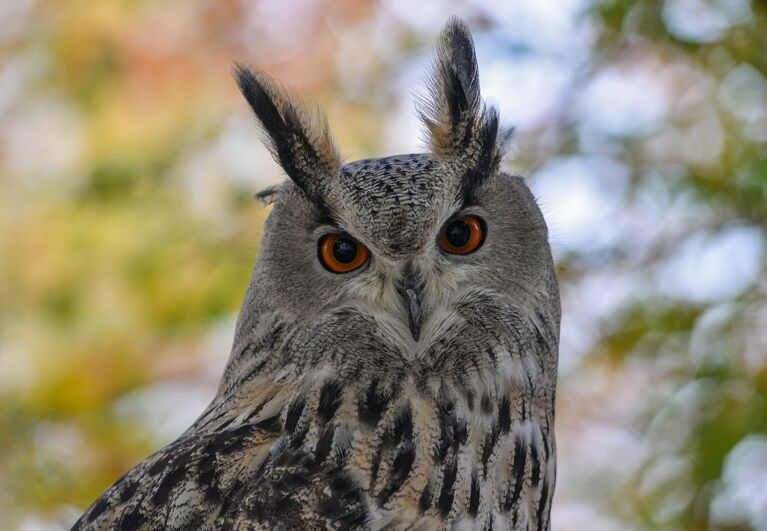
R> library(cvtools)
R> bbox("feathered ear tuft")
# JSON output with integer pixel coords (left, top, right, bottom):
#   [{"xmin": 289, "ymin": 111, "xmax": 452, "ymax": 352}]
[
  {"xmin": 419, "ymin": 18, "xmax": 512, "ymax": 195},
  {"xmin": 234, "ymin": 63, "xmax": 342, "ymax": 205}
]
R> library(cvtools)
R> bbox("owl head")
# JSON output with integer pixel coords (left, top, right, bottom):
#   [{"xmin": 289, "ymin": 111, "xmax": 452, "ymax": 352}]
[{"xmin": 228, "ymin": 18, "xmax": 559, "ymax": 396}]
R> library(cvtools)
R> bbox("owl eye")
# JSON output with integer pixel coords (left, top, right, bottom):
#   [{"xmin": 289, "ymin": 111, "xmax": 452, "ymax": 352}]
[
  {"xmin": 439, "ymin": 215, "xmax": 485, "ymax": 255},
  {"xmin": 318, "ymin": 234, "xmax": 369, "ymax": 273}
]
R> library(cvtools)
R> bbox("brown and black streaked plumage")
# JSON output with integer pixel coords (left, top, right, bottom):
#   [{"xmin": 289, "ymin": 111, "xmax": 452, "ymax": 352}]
[{"xmin": 74, "ymin": 18, "xmax": 560, "ymax": 531}]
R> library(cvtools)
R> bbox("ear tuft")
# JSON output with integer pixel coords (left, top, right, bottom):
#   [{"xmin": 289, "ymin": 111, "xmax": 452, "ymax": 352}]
[
  {"xmin": 234, "ymin": 63, "xmax": 341, "ymax": 204},
  {"xmin": 418, "ymin": 18, "xmax": 512, "ymax": 194},
  {"xmin": 422, "ymin": 17, "xmax": 481, "ymax": 146}
]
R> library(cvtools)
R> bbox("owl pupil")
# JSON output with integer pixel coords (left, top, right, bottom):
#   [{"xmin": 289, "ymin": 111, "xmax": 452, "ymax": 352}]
[
  {"xmin": 446, "ymin": 220, "xmax": 471, "ymax": 247},
  {"xmin": 333, "ymin": 238, "xmax": 357, "ymax": 263}
]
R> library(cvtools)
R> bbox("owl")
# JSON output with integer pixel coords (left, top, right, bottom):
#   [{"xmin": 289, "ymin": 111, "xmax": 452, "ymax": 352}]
[{"xmin": 73, "ymin": 17, "xmax": 560, "ymax": 531}]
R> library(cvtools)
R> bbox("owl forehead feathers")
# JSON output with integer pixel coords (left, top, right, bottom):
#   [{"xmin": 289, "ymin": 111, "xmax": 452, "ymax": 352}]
[
  {"xmin": 332, "ymin": 154, "xmax": 450, "ymax": 256},
  {"xmin": 235, "ymin": 17, "xmax": 512, "ymax": 226}
]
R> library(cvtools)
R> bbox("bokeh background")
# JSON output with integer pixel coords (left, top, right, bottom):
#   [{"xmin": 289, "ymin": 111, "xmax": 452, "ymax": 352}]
[{"xmin": 1, "ymin": 0, "xmax": 766, "ymax": 529}]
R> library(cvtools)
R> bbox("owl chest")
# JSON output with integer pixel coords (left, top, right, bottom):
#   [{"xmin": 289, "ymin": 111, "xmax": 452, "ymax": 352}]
[{"xmin": 273, "ymin": 379, "xmax": 554, "ymax": 530}]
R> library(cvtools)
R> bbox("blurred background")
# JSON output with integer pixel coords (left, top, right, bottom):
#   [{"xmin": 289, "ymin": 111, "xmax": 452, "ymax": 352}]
[{"xmin": 1, "ymin": 0, "xmax": 765, "ymax": 529}]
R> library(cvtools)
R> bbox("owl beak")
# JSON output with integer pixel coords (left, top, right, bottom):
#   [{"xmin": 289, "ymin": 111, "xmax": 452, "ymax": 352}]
[{"xmin": 397, "ymin": 281, "xmax": 424, "ymax": 342}]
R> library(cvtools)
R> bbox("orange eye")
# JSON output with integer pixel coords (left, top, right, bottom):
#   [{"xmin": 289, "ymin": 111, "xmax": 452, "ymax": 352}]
[
  {"xmin": 318, "ymin": 234, "xmax": 369, "ymax": 273},
  {"xmin": 439, "ymin": 215, "xmax": 485, "ymax": 255}
]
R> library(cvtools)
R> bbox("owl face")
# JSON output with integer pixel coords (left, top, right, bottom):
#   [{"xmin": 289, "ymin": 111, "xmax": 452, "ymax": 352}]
[{"xmin": 231, "ymin": 23, "xmax": 559, "ymax": 387}]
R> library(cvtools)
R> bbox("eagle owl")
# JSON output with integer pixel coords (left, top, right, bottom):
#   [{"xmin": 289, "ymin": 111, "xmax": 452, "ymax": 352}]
[{"xmin": 74, "ymin": 18, "xmax": 560, "ymax": 531}]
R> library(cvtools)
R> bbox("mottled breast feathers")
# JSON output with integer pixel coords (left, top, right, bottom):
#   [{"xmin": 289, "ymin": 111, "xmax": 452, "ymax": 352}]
[{"xmin": 75, "ymin": 305, "xmax": 556, "ymax": 530}]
